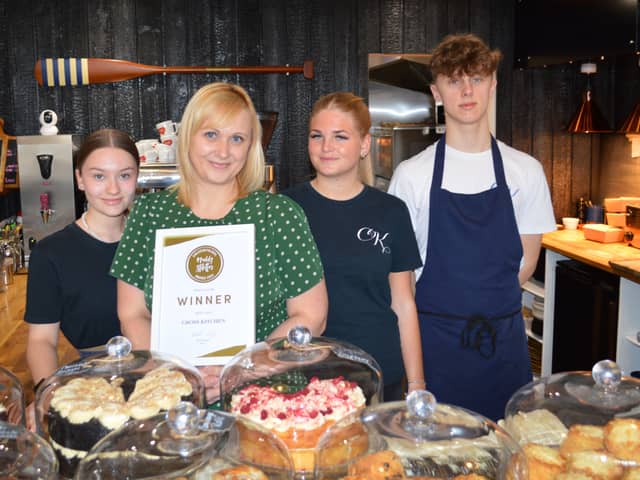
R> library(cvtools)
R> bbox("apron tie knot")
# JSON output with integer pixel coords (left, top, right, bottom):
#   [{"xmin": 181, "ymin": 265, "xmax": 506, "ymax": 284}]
[{"xmin": 460, "ymin": 315, "xmax": 496, "ymax": 359}]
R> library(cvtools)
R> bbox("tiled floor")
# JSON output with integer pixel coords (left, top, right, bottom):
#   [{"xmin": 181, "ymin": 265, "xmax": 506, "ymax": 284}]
[{"xmin": 0, "ymin": 272, "xmax": 78, "ymax": 403}]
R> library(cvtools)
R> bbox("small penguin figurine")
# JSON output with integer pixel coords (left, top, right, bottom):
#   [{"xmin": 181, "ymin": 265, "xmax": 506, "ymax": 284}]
[{"xmin": 39, "ymin": 109, "xmax": 59, "ymax": 135}]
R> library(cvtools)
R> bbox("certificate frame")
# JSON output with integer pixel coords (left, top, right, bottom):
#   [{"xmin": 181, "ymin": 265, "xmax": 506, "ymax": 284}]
[{"xmin": 150, "ymin": 224, "xmax": 255, "ymax": 366}]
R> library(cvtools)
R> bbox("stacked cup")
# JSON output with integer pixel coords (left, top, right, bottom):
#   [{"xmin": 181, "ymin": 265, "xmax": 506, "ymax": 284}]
[
  {"xmin": 135, "ymin": 139, "xmax": 159, "ymax": 164},
  {"xmin": 156, "ymin": 120, "xmax": 179, "ymax": 163},
  {"xmin": 134, "ymin": 121, "xmax": 179, "ymax": 165}
]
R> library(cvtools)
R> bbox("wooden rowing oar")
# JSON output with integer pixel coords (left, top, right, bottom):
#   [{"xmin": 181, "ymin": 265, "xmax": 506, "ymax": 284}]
[{"xmin": 34, "ymin": 58, "xmax": 314, "ymax": 87}]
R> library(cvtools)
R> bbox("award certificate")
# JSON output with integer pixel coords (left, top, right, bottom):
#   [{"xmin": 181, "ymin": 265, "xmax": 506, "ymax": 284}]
[{"xmin": 150, "ymin": 224, "xmax": 255, "ymax": 365}]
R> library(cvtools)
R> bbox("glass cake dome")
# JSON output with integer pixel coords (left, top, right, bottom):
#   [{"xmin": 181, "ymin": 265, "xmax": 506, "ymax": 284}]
[
  {"xmin": 35, "ymin": 336, "xmax": 206, "ymax": 479},
  {"xmin": 0, "ymin": 366, "xmax": 25, "ymax": 426},
  {"xmin": 0, "ymin": 420, "xmax": 58, "ymax": 479},
  {"xmin": 218, "ymin": 326, "xmax": 382, "ymax": 479},
  {"xmin": 504, "ymin": 359, "xmax": 640, "ymax": 478},
  {"xmin": 75, "ymin": 401, "xmax": 294, "ymax": 479},
  {"xmin": 314, "ymin": 390, "xmax": 527, "ymax": 479}
]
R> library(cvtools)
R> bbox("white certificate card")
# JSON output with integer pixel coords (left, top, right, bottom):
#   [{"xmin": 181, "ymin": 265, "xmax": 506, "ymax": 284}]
[{"xmin": 150, "ymin": 224, "xmax": 255, "ymax": 366}]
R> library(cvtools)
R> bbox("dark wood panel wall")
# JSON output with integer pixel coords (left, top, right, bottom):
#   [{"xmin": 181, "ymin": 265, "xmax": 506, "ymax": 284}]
[{"xmin": 0, "ymin": 0, "xmax": 638, "ymax": 221}]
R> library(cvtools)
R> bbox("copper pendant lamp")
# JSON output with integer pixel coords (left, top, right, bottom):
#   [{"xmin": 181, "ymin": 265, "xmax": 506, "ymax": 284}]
[
  {"xmin": 619, "ymin": 101, "xmax": 640, "ymax": 134},
  {"xmin": 620, "ymin": 101, "xmax": 640, "ymax": 157},
  {"xmin": 567, "ymin": 63, "xmax": 612, "ymax": 134}
]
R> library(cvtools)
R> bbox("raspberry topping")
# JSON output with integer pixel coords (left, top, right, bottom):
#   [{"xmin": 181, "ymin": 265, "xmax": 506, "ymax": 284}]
[{"xmin": 230, "ymin": 377, "xmax": 366, "ymax": 432}]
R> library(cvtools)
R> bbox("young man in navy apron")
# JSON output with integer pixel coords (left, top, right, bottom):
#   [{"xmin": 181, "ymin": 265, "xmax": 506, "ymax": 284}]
[{"xmin": 388, "ymin": 34, "xmax": 556, "ymax": 421}]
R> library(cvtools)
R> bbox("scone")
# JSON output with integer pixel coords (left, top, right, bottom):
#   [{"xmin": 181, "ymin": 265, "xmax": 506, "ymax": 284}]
[
  {"xmin": 605, "ymin": 418, "xmax": 640, "ymax": 463},
  {"xmin": 347, "ymin": 450, "xmax": 406, "ymax": 479},
  {"xmin": 555, "ymin": 473, "xmax": 593, "ymax": 480},
  {"xmin": 211, "ymin": 465, "xmax": 268, "ymax": 479},
  {"xmin": 564, "ymin": 450, "xmax": 624, "ymax": 480},
  {"xmin": 522, "ymin": 443, "xmax": 565, "ymax": 480},
  {"xmin": 623, "ymin": 469, "xmax": 640, "ymax": 480},
  {"xmin": 559, "ymin": 424, "xmax": 605, "ymax": 458}
]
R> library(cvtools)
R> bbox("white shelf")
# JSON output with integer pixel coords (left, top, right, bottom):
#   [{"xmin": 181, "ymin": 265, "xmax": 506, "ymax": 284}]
[
  {"xmin": 526, "ymin": 328, "xmax": 543, "ymax": 344},
  {"xmin": 625, "ymin": 334, "xmax": 640, "ymax": 348},
  {"xmin": 522, "ymin": 278, "xmax": 545, "ymax": 299}
]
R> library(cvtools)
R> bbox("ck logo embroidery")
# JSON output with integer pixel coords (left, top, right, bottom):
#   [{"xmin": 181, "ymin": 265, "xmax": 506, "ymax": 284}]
[{"xmin": 357, "ymin": 227, "xmax": 391, "ymax": 254}]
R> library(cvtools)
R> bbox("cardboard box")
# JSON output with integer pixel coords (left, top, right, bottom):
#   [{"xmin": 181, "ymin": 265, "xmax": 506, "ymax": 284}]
[
  {"xmin": 604, "ymin": 197, "xmax": 640, "ymax": 213},
  {"xmin": 583, "ymin": 224, "xmax": 625, "ymax": 243},
  {"xmin": 606, "ymin": 212, "xmax": 627, "ymax": 228}
]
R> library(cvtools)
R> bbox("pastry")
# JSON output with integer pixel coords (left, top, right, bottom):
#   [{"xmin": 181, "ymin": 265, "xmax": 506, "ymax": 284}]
[
  {"xmin": 347, "ymin": 450, "xmax": 405, "ymax": 479},
  {"xmin": 231, "ymin": 376, "xmax": 367, "ymax": 472},
  {"xmin": 502, "ymin": 409, "xmax": 568, "ymax": 446},
  {"xmin": 46, "ymin": 367, "xmax": 194, "ymax": 478},
  {"xmin": 555, "ymin": 473, "xmax": 593, "ymax": 480},
  {"xmin": 604, "ymin": 418, "xmax": 640, "ymax": 463},
  {"xmin": 559, "ymin": 424, "xmax": 605, "ymax": 458},
  {"xmin": 623, "ymin": 469, "xmax": 640, "ymax": 480},
  {"xmin": 522, "ymin": 443, "xmax": 565, "ymax": 480},
  {"xmin": 211, "ymin": 465, "xmax": 269, "ymax": 479},
  {"xmin": 564, "ymin": 450, "xmax": 624, "ymax": 479}
]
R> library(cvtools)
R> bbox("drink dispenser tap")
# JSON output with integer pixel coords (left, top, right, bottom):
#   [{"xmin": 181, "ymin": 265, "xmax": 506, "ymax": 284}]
[
  {"xmin": 36, "ymin": 153, "xmax": 54, "ymax": 179},
  {"xmin": 40, "ymin": 192, "xmax": 54, "ymax": 224}
]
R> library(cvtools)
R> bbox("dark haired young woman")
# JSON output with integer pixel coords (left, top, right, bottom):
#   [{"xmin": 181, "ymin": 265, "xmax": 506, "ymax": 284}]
[{"xmin": 25, "ymin": 128, "xmax": 140, "ymax": 386}]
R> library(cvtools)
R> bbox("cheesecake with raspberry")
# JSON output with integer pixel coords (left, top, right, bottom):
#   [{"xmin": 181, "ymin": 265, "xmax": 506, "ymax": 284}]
[{"xmin": 230, "ymin": 376, "xmax": 368, "ymax": 473}]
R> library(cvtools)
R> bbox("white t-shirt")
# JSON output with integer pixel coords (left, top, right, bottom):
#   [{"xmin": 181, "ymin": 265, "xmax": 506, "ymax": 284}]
[{"xmin": 388, "ymin": 139, "xmax": 557, "ymax": 277}]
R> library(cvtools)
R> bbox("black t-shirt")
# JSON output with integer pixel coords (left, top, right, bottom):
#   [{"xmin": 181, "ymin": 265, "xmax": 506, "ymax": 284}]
[
  {"xmin": 284, "ymin": 183, "xmax": 422, "ymax": 384},
  {"xmin": 25, "ymin": 222, "xmax": 121, "ymax": 349}
]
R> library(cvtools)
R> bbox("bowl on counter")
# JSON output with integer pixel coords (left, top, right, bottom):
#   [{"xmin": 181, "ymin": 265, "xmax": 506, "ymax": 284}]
[{"xmin": 562, "ymin": 217, "xmax": 579, "ymax": 230}]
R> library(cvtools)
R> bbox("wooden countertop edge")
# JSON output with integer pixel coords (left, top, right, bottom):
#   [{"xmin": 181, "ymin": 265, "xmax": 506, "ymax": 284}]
[{"xmin": 542, "ymin": 230, "xmax": 640, "ymax": 283}]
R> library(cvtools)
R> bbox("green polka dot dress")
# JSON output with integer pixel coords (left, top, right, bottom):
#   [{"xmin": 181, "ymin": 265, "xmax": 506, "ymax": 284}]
[{"xmin": 110, "ymin": 189, "xmax": 324, "ymax": 341}]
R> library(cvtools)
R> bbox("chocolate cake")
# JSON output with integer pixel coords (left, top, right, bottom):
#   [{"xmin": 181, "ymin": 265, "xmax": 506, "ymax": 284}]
[{"xmin": 46, "ymin": 367, "xmax": 194, "ymax": 478}]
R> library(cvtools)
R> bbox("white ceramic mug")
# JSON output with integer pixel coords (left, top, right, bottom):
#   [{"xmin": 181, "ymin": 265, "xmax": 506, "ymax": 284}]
[
  {"xmin": 156, "ymin": 120, "xmax": 178, "ymax": 136},
  {"xmin": 135, "ymin": 139, "xmax": 159, "ymax": 164},
  {"xmin": 155, "ymin": 143, "xmax": 176, "ymax": 164},
  {"xmin": 135, "ymin": 139, "xmax": 158, "ymax": 153},
  {"xmin": 139, "ymin": 148, "xmax": 159, "ymax": 164},
  {"xmin": 161, "ymin": 134, "xmax": 178, "ymax": 147}
]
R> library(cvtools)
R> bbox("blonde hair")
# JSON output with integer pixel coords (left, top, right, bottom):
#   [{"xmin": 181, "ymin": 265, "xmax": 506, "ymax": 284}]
[
  {"xmin": 174, "ymin": 82, "xmax": 265, "ymax": 205},
  {"xmin": 310, "ymin": 92, "xmax": 374, "ymax": 186}
]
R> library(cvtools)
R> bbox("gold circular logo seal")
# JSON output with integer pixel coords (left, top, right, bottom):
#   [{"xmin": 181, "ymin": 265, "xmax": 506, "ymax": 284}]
[{"xmin": 186, "ymin": 245, "xmax": 223, "ymax": 283}]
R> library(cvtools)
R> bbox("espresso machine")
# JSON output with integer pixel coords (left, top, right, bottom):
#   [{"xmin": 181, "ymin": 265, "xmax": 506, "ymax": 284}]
[{"xmin": 17, "ymin": 134, "xmax": 79, "ymax": 264}]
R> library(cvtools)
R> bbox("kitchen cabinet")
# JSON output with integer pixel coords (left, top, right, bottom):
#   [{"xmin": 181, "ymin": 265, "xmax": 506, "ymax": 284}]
[{"xmin": 541, "ymin": 229, "xmax": 640, "ymax": 376}]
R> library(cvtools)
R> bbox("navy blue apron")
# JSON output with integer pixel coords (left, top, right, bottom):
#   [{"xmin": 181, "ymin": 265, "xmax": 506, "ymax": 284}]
[{"xmin": 416, "ymin": 136, "xmax": 531, "ymax": 421}]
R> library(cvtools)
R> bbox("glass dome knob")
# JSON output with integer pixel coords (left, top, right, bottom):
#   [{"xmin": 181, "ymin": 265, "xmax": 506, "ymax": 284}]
[
  {"xmin": 287, "ymin": 326, "xmax": 312, "ymax": 346},
  {"xmin": 166, "ymin": 401, "xmax": 201, "ymax": 435},
  {"xmin": 592, "ymin": 359, "xmax": 621, "ymax": 390},
  {"xmin": 406, "ymin": 389, "xmax": 437, "ymax": 419},
  {"xmin": 106, "ymin": 335, "xmax": 132, "ymax": 358}
]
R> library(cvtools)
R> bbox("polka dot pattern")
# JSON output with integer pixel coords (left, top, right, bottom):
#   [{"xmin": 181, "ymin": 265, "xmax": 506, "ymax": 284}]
[{"xmin": 111, "ymin": 189, "xmax": 324, "ymax": 341}]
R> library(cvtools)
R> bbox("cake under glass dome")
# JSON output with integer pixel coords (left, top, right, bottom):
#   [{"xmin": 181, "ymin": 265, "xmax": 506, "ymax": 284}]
[
  {"xmin": 219, "ymin": 326, "xmax": 383, "ymax": 479},
  {"xmin": 35, "ymin": 336, "xmax": 205, "ymax": 478}
]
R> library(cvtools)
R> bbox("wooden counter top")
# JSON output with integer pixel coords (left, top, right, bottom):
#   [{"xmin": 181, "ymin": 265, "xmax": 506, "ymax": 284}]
[
  {"xmin": 542, "ymin": 228, "xmax": 640, "ymax": 282},
  {"xmin": 0, "ymin": 273, "xmax": 78, "ymax": 403}
]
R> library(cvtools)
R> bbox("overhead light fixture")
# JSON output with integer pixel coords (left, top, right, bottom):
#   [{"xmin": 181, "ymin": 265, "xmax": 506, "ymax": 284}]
[
  {"xmin": 620, "ymin": 101, "xmax": 640, "ymax": 157},
  {"xmin": 567, "ymin": 63, "xmax": 612, "ymax": 134}
]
